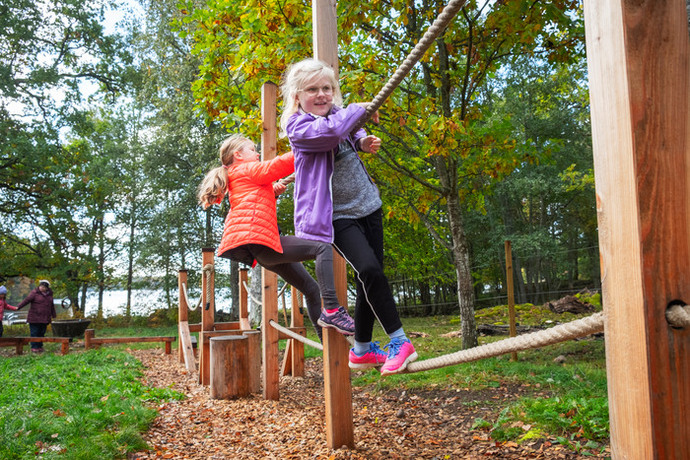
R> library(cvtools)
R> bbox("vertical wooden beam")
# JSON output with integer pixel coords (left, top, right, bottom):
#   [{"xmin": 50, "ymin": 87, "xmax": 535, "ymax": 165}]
[
  {"xmin": 200, "ymin": 248, "xmax": 215, "ymax": 386},
  {"xmin": 584, "ymin": 0, "xmax": 690, "ymax": 457},
  {"xmin": 261, "ymin": 81, "xmax": 280, "ymax": 401},
  {"xmin": 239, "ymin": 268, "xmax": 250, "ymax": 330},
  {"xmin": 313, "ymin": 0, "xmax": 354, "ymax": 449},
  {"xmin": 291, "ymin": 287, "xmax": 305, "ymax": 376},
  {"xmin": 312, "ymin": 0, "xmax": 338, "ymax": 71},
  {"xmin": 178, "ymin": 269, "xmax": 189, "ymax": 363}
]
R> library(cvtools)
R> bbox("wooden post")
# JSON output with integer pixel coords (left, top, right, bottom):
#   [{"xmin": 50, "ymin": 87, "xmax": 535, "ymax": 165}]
[
  {"xmin": 313, "ymin": 0, "xmax": 354, "ymax": 449},
  {"xmin": 210, "ymin": 335, "xmax": 250, "ymax": 399},
  {"xmin": 243, "ymin": 330, "xmax": 262, "ymax": 394},
  {"xmin": 84, "ymin": 328, "xmax": 94, "ymax": 350},
  {"xmin": 324, "ymin": 248, "xmax": 354, "ymax": 449},
  {"xmin": 261, "ymin": 81, "xmax": 280, "ymax": 401},
  {"xmin": 291, "ymin": 287, "xmax": 305, "ymax": 376},
  {"xmin": 199, "ymin": 248, "xmax": 215, "ymax": 386},
  {"xmin": 504, "ymin": 241, "xmax": 517, "ymax": 361},
  {"xmin": 178, "ymin": 269, "xmax": 189, "ymax": 363},
  {"xmin": 584, "ymin": 0, "xmax": 690, "ymax": 457},
  {"xmin": 239, "ymin": 268, "xmax": 250, "ymax": 330}
]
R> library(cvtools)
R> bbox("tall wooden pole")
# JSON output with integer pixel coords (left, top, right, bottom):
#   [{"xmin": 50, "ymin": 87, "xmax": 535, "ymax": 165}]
[
  {"xmin": 584, "ymin": 0, "xmax": 690, "ymax": 457},
  {"xmin": 199, "ymin": 248, "xmax": 215, "ymax": 385},
  {"xmin": 261, "ymin": 81, "xmax": 281, "ymax": 401},
  {"xmin": 312, "ymin": 0, "xmax": 355, "ymax": 449}
]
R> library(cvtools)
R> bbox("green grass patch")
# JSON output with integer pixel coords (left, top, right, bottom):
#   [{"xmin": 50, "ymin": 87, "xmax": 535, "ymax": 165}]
[{"xmin": 0, "ymin": 348, "xmax": 183, "ymax": 459}]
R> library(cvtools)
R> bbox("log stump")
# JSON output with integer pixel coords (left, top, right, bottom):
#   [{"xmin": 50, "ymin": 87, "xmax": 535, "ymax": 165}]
[{"xmin": 210, "ymin": 335, "xmax": 255, "ymax": 399}]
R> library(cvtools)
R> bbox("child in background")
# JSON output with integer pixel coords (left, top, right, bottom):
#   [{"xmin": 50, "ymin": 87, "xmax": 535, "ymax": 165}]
[
  {"xmin": 280, "ymin": 58, "xmax": 418, "ymax": 375},
  {"xmin": 0, "ymin": 285, "xmax": 18, "ymax": 337},
  {"xmin": 197, "ymin": 134, "xmax": 355, "ymax": 341}
]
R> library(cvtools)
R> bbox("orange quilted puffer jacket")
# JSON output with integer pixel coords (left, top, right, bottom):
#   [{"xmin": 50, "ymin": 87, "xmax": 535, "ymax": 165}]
[{"xmin": 217, "ymin": 152, "xmax": 294, "ymax": 258}]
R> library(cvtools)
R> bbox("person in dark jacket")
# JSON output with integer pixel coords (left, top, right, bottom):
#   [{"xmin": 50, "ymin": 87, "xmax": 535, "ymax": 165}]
[{"xmin": 16, "ymin": 280, "xmax": 56, "ymax": 352}]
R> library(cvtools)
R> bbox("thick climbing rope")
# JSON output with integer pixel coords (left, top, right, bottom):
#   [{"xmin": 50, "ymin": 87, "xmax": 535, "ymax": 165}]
[
  {"xmin": 202, "ymin": 263, "xmax": 214, "ymax": 310},
  {"xmin": 268, "ymin": 319, "xmax": 324, "ymax": 350},
  {"xmin": 181, "ymin": 282, "xmax": 202, "ymax": 311},
  {"xmin": 667, "ymin": 303, "xmax": 690, "ymax": 328},
  {"xmin": 404, "ymin": 312, "xmax": 605, "ymax": 374},
  {"xmin": 355, "ymin": 0, "xmax": 470, "ymax": 129},
  {"xmin": 241, "ymin": 280, "xmax": 290, "ymax": 307}
]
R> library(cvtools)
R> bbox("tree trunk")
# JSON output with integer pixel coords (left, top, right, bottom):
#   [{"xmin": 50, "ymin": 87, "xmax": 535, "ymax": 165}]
[
  {"xmin": 446, "ymin": 192, "xmax": 478, "ymax": 348},
  {"xmin": 249, "ymin": 264, "xmax": 262, "ymax": 327}
]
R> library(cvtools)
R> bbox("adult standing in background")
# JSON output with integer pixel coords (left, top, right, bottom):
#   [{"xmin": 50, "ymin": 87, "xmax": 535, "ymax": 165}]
[{"xmin": 16, "ymin": 280, "xmax": 55, "ymax": 353}]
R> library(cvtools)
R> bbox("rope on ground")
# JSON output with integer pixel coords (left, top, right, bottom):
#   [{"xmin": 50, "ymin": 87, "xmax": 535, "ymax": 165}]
[
  {"xmin": 181, "ymin": 282, "xmax": 202, "ymax": 311},
  {"xmin": 202, "ymin": 263, "xmax": 214, "ymax": 311},
  {"xmin": 404, "ymin": 312, "xmax": 605, "ymax": 374},
  {"xmin": 667, "ymin": 304, "xmax": 690, "ymax": 328},
  {"xmin": 355, "ymin": 0, "xmax": 470, "ymax": 130},
  {"xmin": 268, "ymin": 319, "xmax": 324, "ymax": 351}
]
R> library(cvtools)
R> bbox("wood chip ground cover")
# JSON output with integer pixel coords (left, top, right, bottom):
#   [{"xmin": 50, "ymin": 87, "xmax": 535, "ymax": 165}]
[{"xmin": 128, "ymin": 349, "xmax": 610, "ymax": 459}]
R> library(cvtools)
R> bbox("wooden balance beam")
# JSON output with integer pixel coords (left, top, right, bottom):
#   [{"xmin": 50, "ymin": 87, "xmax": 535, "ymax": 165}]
[
  {"xmin": 0, "ymin": 336, "xmax": 72, "ymax": 355},
  {"xmin": 83, "ymin": 329, "xmax": 175, "ymax": 354}
]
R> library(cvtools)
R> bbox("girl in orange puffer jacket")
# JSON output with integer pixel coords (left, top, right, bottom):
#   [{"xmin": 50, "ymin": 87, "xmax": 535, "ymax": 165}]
[{"xmin": 198, "ymin": 134, "xmax": 354, "ymax": 341}]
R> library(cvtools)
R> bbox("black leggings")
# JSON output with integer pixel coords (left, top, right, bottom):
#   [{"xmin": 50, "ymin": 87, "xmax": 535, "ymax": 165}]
[
  {"xmin": 242, "ymin": 236, "xmax": 340, "ymax": 340},
  {"xmin": 333, "ymin": 208, "xmax": 403, "ymax": 343}
]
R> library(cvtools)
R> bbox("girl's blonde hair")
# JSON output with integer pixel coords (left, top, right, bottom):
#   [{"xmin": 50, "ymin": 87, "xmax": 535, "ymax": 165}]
[
  {"xmin": 279, "ymin": 58, "xmax": 343, "ymax": 137},
  {"xmin": 197, "ymin": 134, "xmax": 253, "ymax": 208}
]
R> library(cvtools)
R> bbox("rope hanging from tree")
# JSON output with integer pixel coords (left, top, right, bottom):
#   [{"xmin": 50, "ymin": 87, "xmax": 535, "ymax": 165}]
[{"xmin": 403, "ymin": 312, "xmax": 605, "ymax": 374}]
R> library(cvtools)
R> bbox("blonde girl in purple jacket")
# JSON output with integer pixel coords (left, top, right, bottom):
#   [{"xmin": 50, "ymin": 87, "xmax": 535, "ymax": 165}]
[{"xmin": 279, "ymin": 58, "xmax": 417, "ymax": 375}]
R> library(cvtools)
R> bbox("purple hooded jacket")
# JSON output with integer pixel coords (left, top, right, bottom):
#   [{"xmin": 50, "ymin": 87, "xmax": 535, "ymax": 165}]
[
  {"xmin": 286, "ymin": 104, "xmax": 368, "ymax": 243},
  {"xmin": 17, "ymin": 287, "xmax": 56, "ymax": 324}
]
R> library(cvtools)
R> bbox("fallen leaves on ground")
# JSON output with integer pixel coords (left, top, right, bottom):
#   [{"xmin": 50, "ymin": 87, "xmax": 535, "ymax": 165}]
[{"xmin": 127, "ymin": 349, "xmax": 610, "ymax": 459}]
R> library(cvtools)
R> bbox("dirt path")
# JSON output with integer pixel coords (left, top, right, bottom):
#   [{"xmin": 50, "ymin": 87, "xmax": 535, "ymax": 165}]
[{"xmin": 128, "ymin": 349, "xmax": 610, "ymax": 459}]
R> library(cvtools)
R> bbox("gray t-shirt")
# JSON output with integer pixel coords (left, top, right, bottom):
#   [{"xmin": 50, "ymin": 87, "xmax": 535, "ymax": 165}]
[{"xmin": 332, "ymin": 140, "xmax": 382, "ymax": 220}]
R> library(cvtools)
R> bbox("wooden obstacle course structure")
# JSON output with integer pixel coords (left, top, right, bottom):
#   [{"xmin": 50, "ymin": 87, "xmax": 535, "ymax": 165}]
[
  {"xmin": 178, "ymin": 247, "xmax": 308, "ymax": 391},
  {"xmin": 0, "ymin": 336, "xmax": 72, "ymax": 355},
  {"xmin": 83, "ymin": 329, "xmax": 175, "ymax": 354}
]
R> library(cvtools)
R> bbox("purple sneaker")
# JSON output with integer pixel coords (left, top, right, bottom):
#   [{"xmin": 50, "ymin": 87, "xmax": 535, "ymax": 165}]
[
  {"xmin": 349, "ymin": 342, "xmax": 387, "ymax": 369},
  {"xmin": 380, "ymin": 338, "xmax": 418, "ymax": 375},
  {"xmin": 317, "ymin": 306, "xmax": 355, "ymax": 335}
]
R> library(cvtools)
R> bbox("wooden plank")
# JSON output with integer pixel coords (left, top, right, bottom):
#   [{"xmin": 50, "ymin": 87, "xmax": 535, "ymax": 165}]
[
  {"xmin": 584, "ymin": 0, "xmax": 690, "ymax": 457},
  {"xmin": 261, "ymin": 81, "xmax": 280, "ymax": 401},
  {"xmin": 179, "ymin": 320, "xmax": 196, "ymax": 373}
]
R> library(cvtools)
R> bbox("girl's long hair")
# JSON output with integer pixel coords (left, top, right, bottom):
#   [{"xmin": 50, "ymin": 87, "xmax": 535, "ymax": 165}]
[
  {"xmin": 197, "ymin": 134, "xmax": 252, "ymax": 208},
  {"xmin": 279, "ymin": 58, "xmax": 342, "ymax": 137}
]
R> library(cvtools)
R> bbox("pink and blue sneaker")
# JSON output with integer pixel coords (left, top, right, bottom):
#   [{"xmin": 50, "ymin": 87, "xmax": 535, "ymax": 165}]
[
  {"xmin": 317, "ymin": 306, "xmax": 355, "ymax": 335},
  {"xmin": 348, "ymin": 341, "xmax": 387, "ymax": 369},
  {"xmin": 380, "ymin": 338, "xmax": 418, "ymax": 375}
]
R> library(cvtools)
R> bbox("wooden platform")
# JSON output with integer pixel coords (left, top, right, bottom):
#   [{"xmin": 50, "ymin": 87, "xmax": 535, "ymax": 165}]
[{"xmin": 0, "ymin": 336, "xmax": 72, "ymax": 355}]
